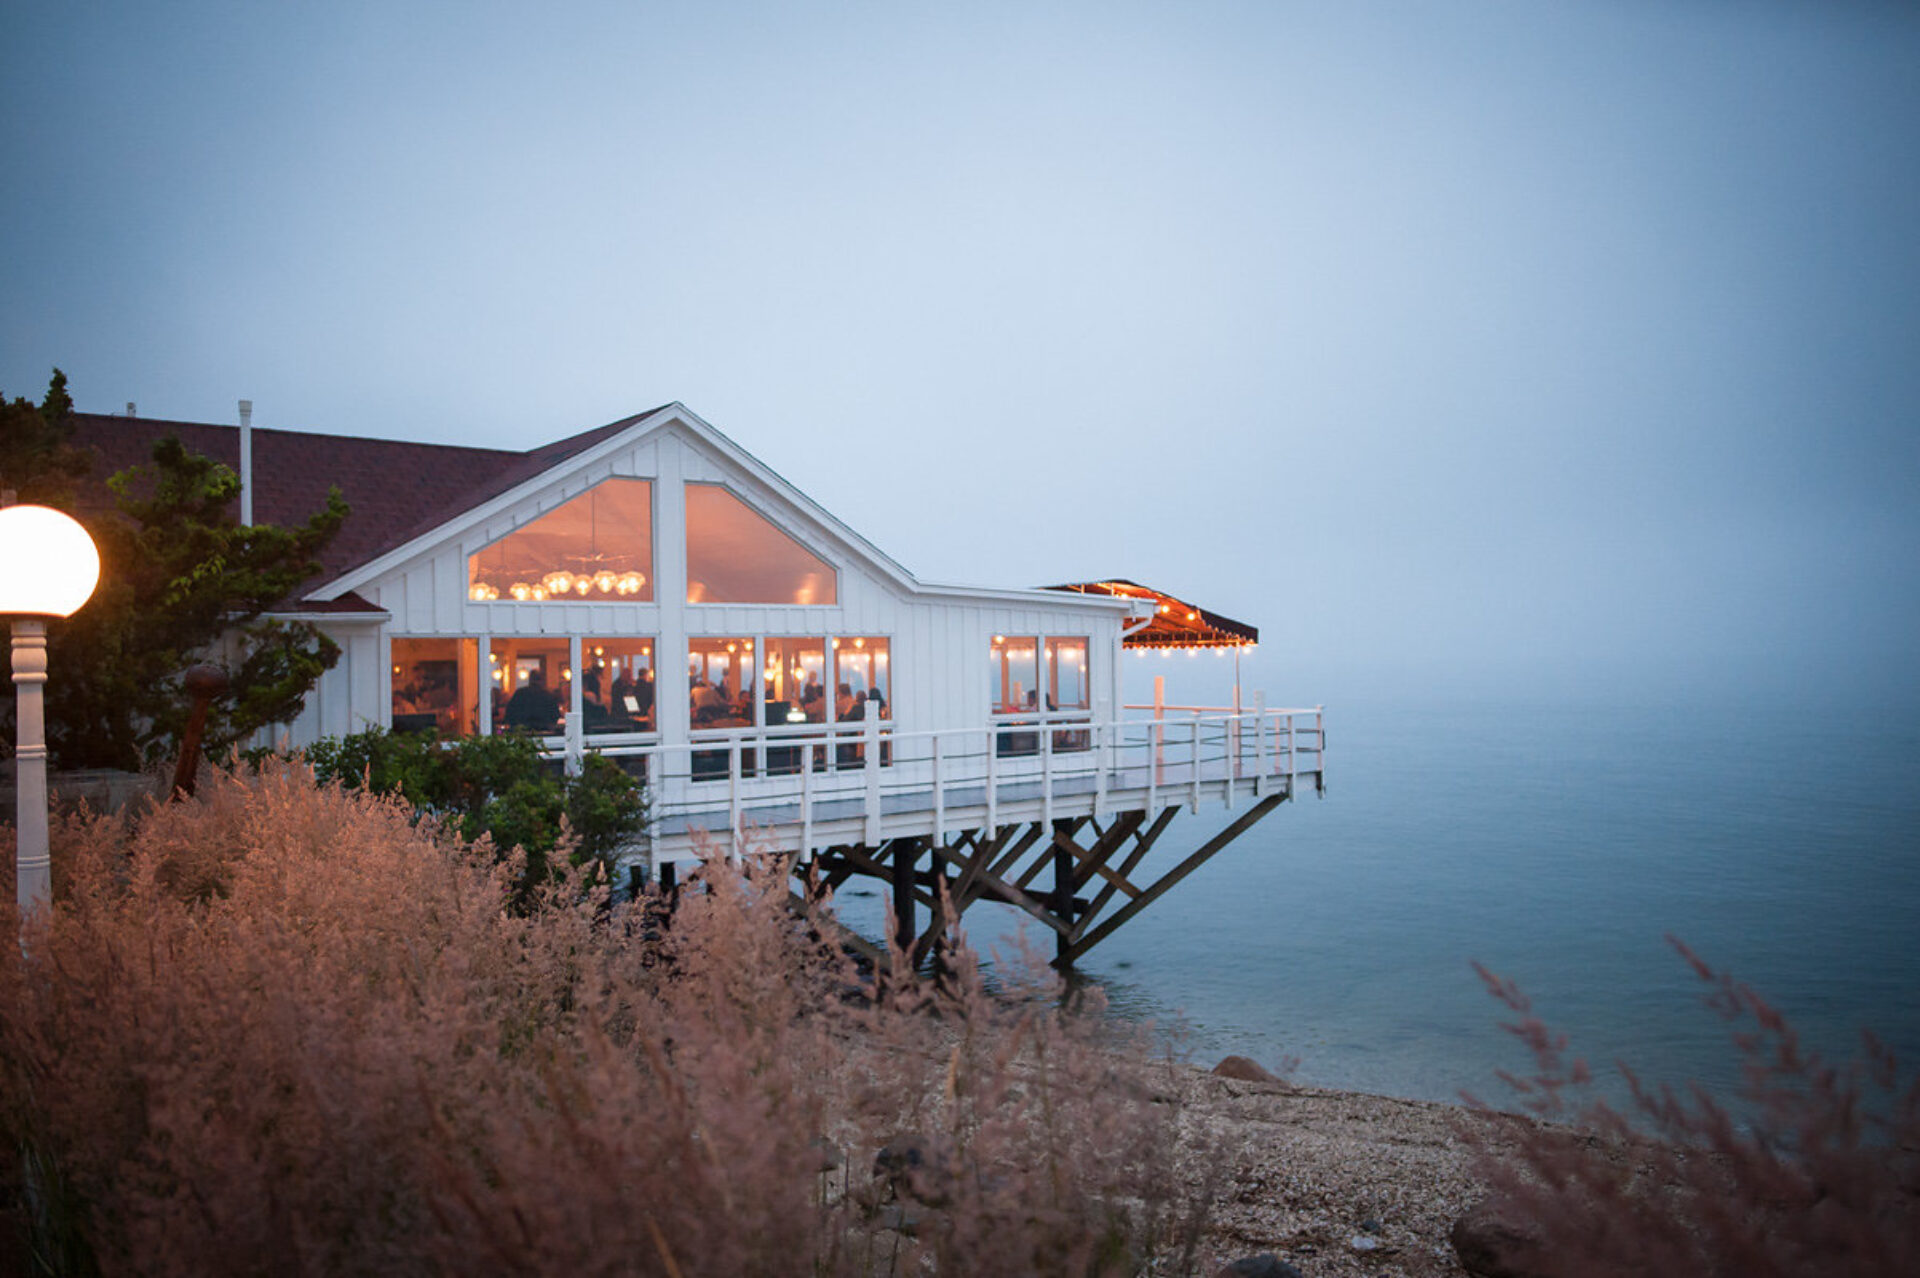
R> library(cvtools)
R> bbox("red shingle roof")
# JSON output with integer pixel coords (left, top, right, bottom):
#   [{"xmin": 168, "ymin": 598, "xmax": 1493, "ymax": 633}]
[{"xmin": 68, "ymin": 408, "xmax": 664, "ymax": 600}]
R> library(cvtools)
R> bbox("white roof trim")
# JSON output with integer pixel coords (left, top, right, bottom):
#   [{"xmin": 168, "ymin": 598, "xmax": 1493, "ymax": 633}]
[{"xmin": 309, "ymin": 405, "xmax": 683, "ymax": 599}]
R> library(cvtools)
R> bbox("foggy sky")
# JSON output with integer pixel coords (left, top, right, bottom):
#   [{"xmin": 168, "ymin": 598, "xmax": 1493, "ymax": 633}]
[{"xmin": 5, "ymin": 1, "xmax": 1916, "ymax": 708}]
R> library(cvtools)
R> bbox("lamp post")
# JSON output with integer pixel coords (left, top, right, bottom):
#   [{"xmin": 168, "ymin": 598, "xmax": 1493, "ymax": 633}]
[{"xmin": 0, "ymin": 504, "xmax": 101, "ymax": 919}]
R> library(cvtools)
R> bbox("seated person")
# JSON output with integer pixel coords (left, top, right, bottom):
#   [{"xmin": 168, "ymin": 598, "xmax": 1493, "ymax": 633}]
[
  {"xmin": 503, "ymin": 671, "xmax": 563, "ymax": 733},
  {"xmin": 581, "ymin": 668, "xmax": 615, "ymax": 732}
]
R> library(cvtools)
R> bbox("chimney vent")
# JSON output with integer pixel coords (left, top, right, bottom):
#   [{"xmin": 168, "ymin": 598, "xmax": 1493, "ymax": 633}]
[
  {"xmin": 238, "ymin": 400, "xmax": 254, "ymax": 527},
  {"xmin": 126, "ymin": 401, "xmax": 136, "ymax": 417}
]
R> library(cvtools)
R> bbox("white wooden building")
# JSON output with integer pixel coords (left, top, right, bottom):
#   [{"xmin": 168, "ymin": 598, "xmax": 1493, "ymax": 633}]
[{"xmin": 76, "ymin": 401, "xmax": 1323, "ymax": 964}]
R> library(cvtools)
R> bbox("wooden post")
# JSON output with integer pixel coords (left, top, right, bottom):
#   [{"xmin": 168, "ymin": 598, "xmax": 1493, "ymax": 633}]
[
  {"xmin": 892, "ymin": 840, "xmax": 916, "ymax": 955},
  {"xmin": 1052, "ymin": 829, "xmax": 1073, "ymax": 964},
  {"xmin": 170, "ymin": 663, "xmax": 230, "ymax": 800}
]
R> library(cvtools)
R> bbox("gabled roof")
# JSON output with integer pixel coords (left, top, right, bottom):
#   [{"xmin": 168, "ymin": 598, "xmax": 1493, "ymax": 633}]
[
  {"xmin": 67, "ymin": 403, "xmax": 1137, "ymax": 619},
  {"xmin": 68, "ymin": 409, "xmax": 665, "ymax": 595}
]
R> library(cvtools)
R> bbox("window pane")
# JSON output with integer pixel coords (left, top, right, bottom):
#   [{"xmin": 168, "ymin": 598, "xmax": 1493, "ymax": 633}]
[
  {"xmin": 688, "ymin": 637, "xmax": 757, "ymax": 727},
  {"xmin": 1047, "ymin": 637, "xmax": 1089, "ymax": 711},
  {"xmin": 763, "ymin": 637, "xmax": 826, "ymax": 723},
  {"xmin": 832, "ymin": 636, "xmax": 890, "ymax": 722},
  {"xmin": 490, "ymin": 637, "xmax": 570, "ymax": 735},
  {"xmin": 468, "ymin": 478, "xmax": 652, "ymax": 603},
  {"xmin": 685, "ymin": 483, "xmax": 837, "ymax": 605},
  {"xmin": 583, "ymin": 638, "xmax": 655, "ymax": 735},
  {"xmin": 990, "ymin": 636, "xmax": 1038, "ymax": 713},
  {"xmin": 391, "ymin": 637, "xmax": 478, "ymax": 735}
]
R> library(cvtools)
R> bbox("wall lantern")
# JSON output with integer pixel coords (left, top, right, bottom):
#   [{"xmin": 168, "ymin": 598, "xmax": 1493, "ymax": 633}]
[{"xmin": 0, "ymin": 505, "xmax": 102, "ymax": 921}]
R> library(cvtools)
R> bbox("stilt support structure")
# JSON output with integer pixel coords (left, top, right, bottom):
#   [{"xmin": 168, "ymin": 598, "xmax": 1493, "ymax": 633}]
[{"xmin": 808, "ymin": 793, "xmax": 1288, "ymax": 969}]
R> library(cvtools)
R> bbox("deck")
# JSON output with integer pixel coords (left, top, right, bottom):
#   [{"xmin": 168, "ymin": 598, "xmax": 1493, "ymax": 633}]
[{"xmin": 576, "ymin": 706, "xmax": 1325, "ymax": 865}]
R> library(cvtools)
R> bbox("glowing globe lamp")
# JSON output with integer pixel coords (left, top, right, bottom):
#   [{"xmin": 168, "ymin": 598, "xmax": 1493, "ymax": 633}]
[{"xmin": 0, "ymin": 505, "xmax": 101, "ymax": 617}]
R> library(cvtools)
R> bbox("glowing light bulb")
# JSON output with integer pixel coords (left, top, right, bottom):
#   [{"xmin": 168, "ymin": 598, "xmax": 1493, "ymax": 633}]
[
  {"xmin": 509, "ymin": 582, "xmax": 532, "ymax": 601},
  {"xmin": 593, "ymin": 570, "xmax": 617, "ymax": 593},
  {"xmin": 543, "ymin": 571, "xmax": 574, "ymax": 595}
]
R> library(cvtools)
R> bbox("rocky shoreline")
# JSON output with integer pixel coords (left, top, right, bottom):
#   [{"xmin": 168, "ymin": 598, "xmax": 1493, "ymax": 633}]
[{"xmin": 1175, "ymin": 1059, "xmax": 1524, "ymax": 1277}]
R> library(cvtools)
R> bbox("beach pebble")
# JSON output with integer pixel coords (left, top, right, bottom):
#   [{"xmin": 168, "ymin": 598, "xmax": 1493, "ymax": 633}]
[
  {"xmin": 1213, "ymin": 1254, "xmax": 1303, "ymax": 1278},
  {"xmin": 1349, "ymin": 1233, "xmax": 1381, "ymax": 1251}
]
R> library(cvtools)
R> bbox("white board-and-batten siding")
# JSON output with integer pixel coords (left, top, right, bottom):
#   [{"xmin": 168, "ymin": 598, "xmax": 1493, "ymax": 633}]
[{"xmin": 281, "ymin": 414, "xmax": 1132, "ymax": 753}]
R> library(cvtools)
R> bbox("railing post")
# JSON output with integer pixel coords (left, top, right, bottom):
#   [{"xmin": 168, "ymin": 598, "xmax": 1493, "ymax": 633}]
[
  {"xmin": 932, "ymin": 734, "xmax": 945, "ymax": 848},
  {"xmin": 1190, "ymin": 713, "xmax": 1203, "ymax": 811},
  {"xmin": 727, "ymin": 740, "xmax": 742, "ymax": 863},
  {"xmin": 1153, "ymin": 674, "xmax": 1166, "ymax": 784},
  {"xmin": 1223, "ymin": 714, "xmax": 1236, "ymax": 807},
  {"xmin": 1092, "ymin": 719, "xmax": 1107, "ymax": 820},
  {"xmin": 986, "ymin": 724, "xmax": 998, "ymax": 833},
  {"xmin": 1287, "ymin": 712, "xmax": 1297, "ymax": 790},
  {"xmin": 800, "ymin": 743, "xmax": 814, "ymax": 861},
  {"xmin": 1254, "ymin": 693, "xmax": 1269, "ymax": 797},
  {"xmin": 864, "ymin": 710, "xmax": 881, "ymax": 843},
  {"xmin": 1146, "ymin": 718, "xmax": 1158, "ymax": 815},
  {"xmin": 1041, "ymin": 715, "xmax": 1054, "ymax": 830}
]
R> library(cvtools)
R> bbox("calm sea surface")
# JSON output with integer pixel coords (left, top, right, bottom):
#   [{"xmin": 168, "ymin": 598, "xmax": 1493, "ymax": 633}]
[{"xmin": 836, "ymin": 693, "xmax": 1920, "ymax": 1108}]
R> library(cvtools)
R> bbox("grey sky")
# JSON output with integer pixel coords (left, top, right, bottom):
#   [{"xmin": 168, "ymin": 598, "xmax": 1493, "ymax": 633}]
[{"xmin": 5, "ymin": 1, "xmax": 1916, "ymax": 707}]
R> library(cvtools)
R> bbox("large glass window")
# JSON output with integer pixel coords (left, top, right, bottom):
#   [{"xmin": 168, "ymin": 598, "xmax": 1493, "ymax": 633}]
[
  {"xmin": 1046, "ymin": 636, "xmax": 1090, "ymax": 753},
  {"xmin": 688, "ymin": 637, "xmax": 757, "ymax": 728},
  {"xmin": 391, "ymin": 637, "xmax": 479, "ymax": 735},
  {"xmin": 1046, "ymin": 637, "xmax": 1089, "ymax": 711},
  {"xmin": 990, "ymin": 636, "xmax": 1039, "ymax": 714},
  {"xmin": 763, "ymin": 637, "xmax": 827, "ymax": 724},
  {"xmin": 685, "ymin": 483, "xmax": 837, "ymax": 605},
  {"xmin": 490, "ymin": 637, "xmax": 571, "ymax": 736},
  {"xmin": 468, "ymin": 478, "xmax": 653, "ymax": 603},
  {"xmin": 583, "ymin": 638, "xmax": 655, "ymax": 736},
  {"xmin": 832, "ymin": 636, "xmax": 890, "ymax": 722}
]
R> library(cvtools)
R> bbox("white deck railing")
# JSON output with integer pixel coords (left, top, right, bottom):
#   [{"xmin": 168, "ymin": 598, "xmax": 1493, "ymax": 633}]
[{"xmin": 556, "ymin": 705, "xmax": 1324, "ymax": 856}]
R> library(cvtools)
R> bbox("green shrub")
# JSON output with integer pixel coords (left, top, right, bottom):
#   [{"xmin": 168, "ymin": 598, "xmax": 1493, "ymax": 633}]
[{"xmin": 298, "ymin": 727, "xmax": 646, "ymax": 893}]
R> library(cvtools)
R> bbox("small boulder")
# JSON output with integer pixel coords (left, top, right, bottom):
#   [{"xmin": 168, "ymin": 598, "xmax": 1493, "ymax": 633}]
[
  {"xmin": 1213, "ymin": 1253, "xmax": 1303, "ymax": 1278},
  {"xmin": 872, "ymin": 1134, "xmax": 954, "ymax": 1208},
  {"xmin": 1212, "ymin": 1055, "xmax": 1284, "ymax": 1084},
  {"xmin": 1451, "ymin": 1198, "xmax": 1552, "ymax": 1278}
]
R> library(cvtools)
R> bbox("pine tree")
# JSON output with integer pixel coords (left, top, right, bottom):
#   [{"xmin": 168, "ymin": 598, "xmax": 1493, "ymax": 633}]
[{"xmin": 1, "ymin": 372, "xmax": 349, "ymax": 770}]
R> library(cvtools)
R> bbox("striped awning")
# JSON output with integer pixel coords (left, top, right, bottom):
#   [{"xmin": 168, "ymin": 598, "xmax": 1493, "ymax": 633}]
[{"xmin": 1043, "ymin": 579, "xmax": 1257, "ymax": 649}]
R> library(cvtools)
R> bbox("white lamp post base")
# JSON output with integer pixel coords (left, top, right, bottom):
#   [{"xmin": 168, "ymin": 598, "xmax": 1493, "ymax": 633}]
[{"xmin": 12, "ymin": 618, "xmax": 51, "ymax": 916}]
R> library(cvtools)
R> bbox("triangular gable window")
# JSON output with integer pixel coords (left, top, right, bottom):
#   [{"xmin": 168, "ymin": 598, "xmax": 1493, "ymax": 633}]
[
  {"xmin": 685, "ymin": 482, "xmax": 837, "ymax": 605},
  {"xmin": 468, "ymin": 478, "xmax": 654, "ymax": 602}
]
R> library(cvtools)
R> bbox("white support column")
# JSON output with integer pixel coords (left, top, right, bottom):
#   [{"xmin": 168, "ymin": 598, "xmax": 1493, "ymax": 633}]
[{"xmin": 566, "ymin": 635, "xmax": 584, "ymax": 773}]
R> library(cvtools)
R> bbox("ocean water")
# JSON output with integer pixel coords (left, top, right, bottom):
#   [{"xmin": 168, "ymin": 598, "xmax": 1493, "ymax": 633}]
[{"xmin": 835, "ymin": 693, "xmax": 1920, "ymax": 1109}]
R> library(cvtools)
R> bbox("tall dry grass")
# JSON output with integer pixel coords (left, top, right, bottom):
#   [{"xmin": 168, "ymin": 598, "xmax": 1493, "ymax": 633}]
[
  {"xmin": 1463, "ymin": 940, "xmax": 1920, "ymax": 1277},
  {"xmin": 0, "ymin": 761, "xmax": 1203, "ymax": 1276}
]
